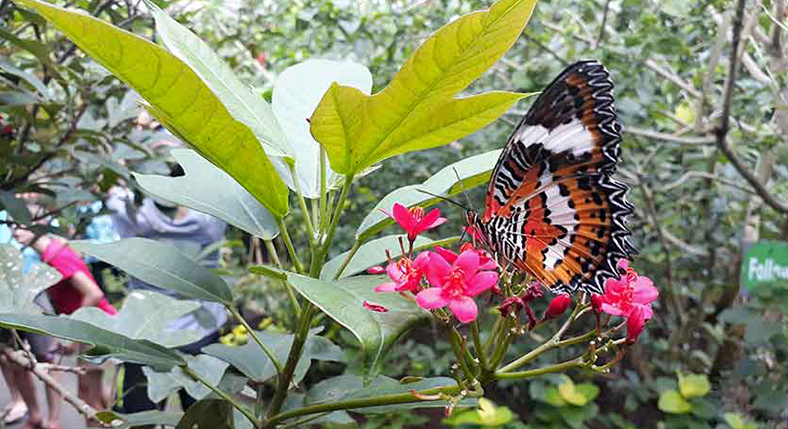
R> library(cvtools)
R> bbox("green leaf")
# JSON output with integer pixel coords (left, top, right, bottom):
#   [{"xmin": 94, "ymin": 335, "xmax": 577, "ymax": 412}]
[
  {"xmin": 147, "ymin": 3, "xmax": 291, "ymax": 161},
  {"xmin": 0, "ymin": 313, "xmax": 183, "ymax": 370},
  {"xmin": 143, "ymin": 354, "xmax": 229, "ymax": 402},
  {"xmin": 95, "ymin": 410, "xmax": 184, "ymax": 429},
  {"xmin": 677, "ymin": 373, "xmax": 710, "ymax": 399},
  {"xmin": 134, "ymin": 149, "xmax": 279, "ymax": 240},
  {"xmin": 355, "ymin": 150, "xmax": 501, "ymax": 242},
  {"xmin": 576, "ymin": 383, "xmax": 601, "ymax": 403},
  {"xmin": 0, "ymin": 245, "xmax": 61, "ymax": 314},
  {"xmin": 281, "ymin": 272, "xmax": 428, "ymax": 371},
  {"xmin": 72, "ymin": 238, "xmax": 233, "ymax": 305},
  {"xmin": 203, "ymin": 329, "xmax": 342, "ymax": 384},
  {"xmin": 320, "ymin": 234, "xmax": 459, "ymax": 280},
  {"xmin": 70, "ymin": 290, "xmax": 201, "ymax": 347},
  {"xmin": 543, "ymin": 386, "xmax": 567, "ymax": 407},
  {"xmin": 658, "ymin": 389, "xmax": 692, "ymax": 414},
  {"xmin": 272, "ymin": 59, "xmax": 372, "ymax": 198},
  {"xmin": 0, "ymin": 191, "xmax": 33, "ymax": 225},
  {"xmin": 13, "ymin": 0, "xmax": 289, "ymax": 217},
  {"xmin": 558, "ymin": 376, "xmax": 590, "ymax": 406},
  {"xmin": 174, "ymin": 399, "xmax": 233, "ymax": 429},
  {"xmin": 309, "ymin": 0, "xmax": 537, "ymax": 175},
  {"xmin": 0, "ymin": 59, "xmax": 50, "ymax": 99},
  {"xmin": 443, "ymin": 398, "xmax": 514, "ymax": 427},
  {"xmin": 306, "ymin": 374, "xmax": 467, "ymax": 414}
]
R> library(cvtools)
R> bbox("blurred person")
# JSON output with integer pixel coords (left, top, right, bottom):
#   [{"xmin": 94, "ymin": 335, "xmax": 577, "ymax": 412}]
[
  {"xmin": 106, "ymin": 163, "xmax": 228, "ymax": 418},
  {"xmin": 7, "ymin": 200, "xmax": 118, "ymax": 428}
]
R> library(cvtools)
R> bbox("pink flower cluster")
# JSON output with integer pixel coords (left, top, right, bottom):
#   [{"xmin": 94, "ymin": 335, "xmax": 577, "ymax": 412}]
[{"xmin": 592, "ymin": 259, "xmax": 658, "ymax": 343}]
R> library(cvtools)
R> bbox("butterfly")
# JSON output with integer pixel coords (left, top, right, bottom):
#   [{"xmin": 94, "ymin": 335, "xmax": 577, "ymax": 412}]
[{"xmin": 467, "ymin": 60, "xmax": 635, "ymax": 295}]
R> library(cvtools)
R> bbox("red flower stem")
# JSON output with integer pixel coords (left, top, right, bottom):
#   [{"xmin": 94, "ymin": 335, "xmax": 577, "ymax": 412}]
[{"xmin": 497, "ymin": 303, "xmax": 588, "ymax": 373}]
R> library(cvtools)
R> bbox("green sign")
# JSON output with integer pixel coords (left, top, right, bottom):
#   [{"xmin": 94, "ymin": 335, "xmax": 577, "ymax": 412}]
[{"xmin": 741, "ymin": 241, "xmax": 788, "ymax": 291}]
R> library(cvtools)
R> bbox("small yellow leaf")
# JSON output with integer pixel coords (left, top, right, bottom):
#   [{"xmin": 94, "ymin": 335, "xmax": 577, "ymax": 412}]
[
  {"xmin": 558, "ymin": 376, "xmax": 589, "ymax": 406},
  {"xmin": 678, "ymin": 373, "xmax": 710, "ymax": 398}
]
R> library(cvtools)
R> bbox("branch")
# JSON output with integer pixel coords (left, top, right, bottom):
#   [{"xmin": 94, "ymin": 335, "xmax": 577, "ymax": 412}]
[
  {"xmin": 0, "ymin": 347, "xmax": 98, "ymax": 420},
  {"xmin": 715, "ymin": 0, "xmax": 788, "ymax": 215},
  {"xmin": 596, "ymin": 0, "xmax": 612, "ymax": 48},
  {"xmin": 644, "ymin": 59, "xmax": 702, "ymax": 99},
  {"xmin": 624, "ymin": 126, "xmax": 715, "ymax": 145}
]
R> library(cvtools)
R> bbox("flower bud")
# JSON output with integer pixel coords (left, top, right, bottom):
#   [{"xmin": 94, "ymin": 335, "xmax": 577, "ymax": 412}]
[
  {"xmin": 544, "ymin": 294, "xmax": 572, "ymax": 319},
  {"xmin": 591, "ymin": 294, "xmax": 604, "ymax": 314},
  {"xmin": 363, "ymin": 301, "xmax": 388, "ymax": 313},
  {"xmin": 367, "ymin": 265, "xmax": 386, "ymax": 275}
]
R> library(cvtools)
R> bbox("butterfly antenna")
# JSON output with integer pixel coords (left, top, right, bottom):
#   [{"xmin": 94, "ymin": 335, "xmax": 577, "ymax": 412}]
[
  {"xmin": 415, "ymin": 189, "xmax": 470, "ymax": 211},
  {"xmin": 452, "ymin": 167, "xmax": 477, "ymax": 212}
]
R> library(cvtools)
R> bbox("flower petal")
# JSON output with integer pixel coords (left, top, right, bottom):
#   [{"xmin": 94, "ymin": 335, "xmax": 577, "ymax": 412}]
[
  {"xmin": 632, "ymin": 281, "xmax": 659, "ymax": 305},
  {"xmin": 455, "ymin": 249, "xmax": 480, "ymax": 282},
  {"xmin": 386, "ymin": 261, "xmax": 404, "ymax": 282},
  {"xmin": 392, "ymin": 203, "xmax": 416, "ymax": 232},
  {"xmin": 425, "ymin": 252, "xmax": 452, "ymax": 286},
  {"xmin": 434, "ymin": 246, "xmax": 458, "ymax": 264},
  {"xmin": 466, "ymin": 271, "xmax": 498, "ymax": 296},
  {"xmin": 374, "ymin": 282, "xmax": 398, "ymax": 293},
  {"xmin": 626, "ymin": 305, "xmax": 648, "ymax": 342},
  {"xmin": 449, "ymin": 297, "xmax": 478, "ymax": 323},
  {"xmin": 600, "ymin": 303, "xmax": 626, "ymax": 317},
  {"xmin": 617, "ymin": 258, "xmax": 629, "ymax": 271},
  {"xmin": 416, "ymin": 287, "xmax": 448, "ymax": 310}
]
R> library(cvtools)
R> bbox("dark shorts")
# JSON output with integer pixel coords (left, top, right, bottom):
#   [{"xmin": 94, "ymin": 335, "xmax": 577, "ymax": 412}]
[{"xmin": 0, "ymin": 329, "xmax": 56, "ymax": 363}]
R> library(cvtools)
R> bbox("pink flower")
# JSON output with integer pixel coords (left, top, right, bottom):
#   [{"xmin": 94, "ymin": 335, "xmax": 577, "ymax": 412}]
[
  {"xmin": 590, "ymin": 294, "xmax": 604, "ymax": 314},
  {"xmin": 415, "ymin": 250, "xmax": 499, "ymax": 323},
  {"xmin": 598, "ymin": 259, "xmax": 659, "ymax": 343},
  {"xmin": 435, "ymin": 244, "xmax": 497, "ymax": 270},
  {"xmin": 544, "ymin": 294, "xmax": 572, "ymax": 319},
  {"xmin": 389, "ymin": 203, "xmax": 446, "ymax": 241},
  {"xmin": 374, "ymin": 252, "xmax": 430, "ymax": 293}
]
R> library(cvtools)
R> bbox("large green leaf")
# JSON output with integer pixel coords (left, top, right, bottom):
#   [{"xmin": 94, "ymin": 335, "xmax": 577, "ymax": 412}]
[
  {"xmin": 203, "ymin": 329, "xmax": 342, "ymax": 384},
  {"xmin": 72, "ymin": 239, "xmax": 233, "ymax": 305},
  {"xmin": 0, "ymin": 191, "xmax": 33, "ymax": 225},
  {"xmin": 0, "ymin": 313, "xmax": 183, "ymax": 370},
  {"xmin": 70, "ymin": 290, "xmax": 202, "ymax": 347},
  {"xmin": 143, "ymin": 354, "xmax": 229, "ymax": 402},
  {"xmin": 12, "ymin": 0, "xmax": 289, "ymax": 217},
  {"xmin": 320, "ymin": 234, "xmax": 459, "ymax": 280},
  {"xmin": 309, "ymin": 0, "xmax": 537, "ymax": 175},
  {"xmin": 272, "ymin": 59, "xmax": 373, "ymax": 198},
  {"xmin": 134, "ymin": 149, "xmax": 279, "ymax": 240},
  {"xmin": 96, "ymin": 410, "xmax": 183, "ymax": 429},
  {"xmin": 355, "ymin": 150, "xmax": 502, "ymax": 242},
  {"xmin": 174, "ymin": 399, "xmax": 233, "ymax": 429},
  {"xmin": 280, "ymin": 272, "xmax": 428, "ymax": 371},
  {"xmin": 147, "ymin": 4, "xmax": 292, "ymax": 161},
  {"xmin": 0, "ymin": 245, "xmax": 61, "ymax": 314}
]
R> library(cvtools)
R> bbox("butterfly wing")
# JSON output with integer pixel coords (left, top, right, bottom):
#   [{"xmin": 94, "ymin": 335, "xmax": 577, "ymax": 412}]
[{"xmin": 482, "ymin": 60, "xmax": 634, "ymax": 294}]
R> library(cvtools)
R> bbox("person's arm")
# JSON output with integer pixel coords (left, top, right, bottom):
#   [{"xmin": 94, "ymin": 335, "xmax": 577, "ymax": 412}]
[{"xmin": 68, "ymin": 271, "xmax": 105, "ymax": 308}]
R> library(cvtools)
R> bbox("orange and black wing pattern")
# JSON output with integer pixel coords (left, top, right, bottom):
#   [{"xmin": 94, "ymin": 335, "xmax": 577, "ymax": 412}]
[{"xmin": 478, "ymin": 60, "xmax": 634, "ymax": 294}]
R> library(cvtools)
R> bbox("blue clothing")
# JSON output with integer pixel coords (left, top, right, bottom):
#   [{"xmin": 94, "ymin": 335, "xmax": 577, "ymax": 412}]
[
  {"xmin": 106, "ymin": 191, "xmax": 228, "ymax": 338},
  {"xmin": 0, "ymin": 211, "xmax": 42, "ymax": 273}
]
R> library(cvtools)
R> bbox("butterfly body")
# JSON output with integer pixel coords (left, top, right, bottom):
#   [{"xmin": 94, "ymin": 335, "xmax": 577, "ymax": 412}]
[{"xmin": 471, "ymin": 60, "xmax": 634, "ymax": 295}]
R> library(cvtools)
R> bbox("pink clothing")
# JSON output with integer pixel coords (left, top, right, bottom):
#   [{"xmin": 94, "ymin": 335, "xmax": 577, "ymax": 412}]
[{"xmin": 42, "ymin": 240, "xmax": 117, "ymax": 316}]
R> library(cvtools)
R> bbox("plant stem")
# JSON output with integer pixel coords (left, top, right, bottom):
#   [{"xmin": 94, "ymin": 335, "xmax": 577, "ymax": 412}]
[
  {"xmin": 182, "ymin": 365, "xmax": 259, "ymax": 428},
  {"xmin": 266, "ymin": 303, "xmax": 316, "ymax": 419},
  {"xmin": 264, "ymin": 239, "xmax": 301, "ymax": 318},
  {"xmin": 470, "ymin": 321, "xmax": 488, "ymax": 372},
  {"xmin": 483, "ymin": 317, "xmax": 503, "ymax": 356},
  {"xmin": 229, "ymin": 307, "xmax": 283, "ymax": 376},
  {"xmin": 289, "ymin": 164, "xmax": 316, "ymax": 248},
  {"xmin": 277, "ymin": 218, "xmax": 304, "ymax": 274},
  {"xmin": 498, "ymin": 303, "xmax": 586, "ymax": 373},
  {"xmin": 488, "ymin": 316, "xmax": 514, "ymax": 370},
  {"xmin": 266, "ymin": 384, "xmax": 464, "ymax": 427},
  {"xmin": 319, "ymin": 146, "xmax": 329, "ymax": 232},
  {"xmin": 311, "ymin": 174, "xmax": 353, "ymax": 278},
  {"xmin": 447, "ymin": 326, "xmax": 476, "ymax": 382},
  {"xmin": 333, "ymin": 240, "xmax": 361, "ymax": 280},
  {"xmin": 494, "ymin": 357, "xmax": 586, "ymax": 380}
]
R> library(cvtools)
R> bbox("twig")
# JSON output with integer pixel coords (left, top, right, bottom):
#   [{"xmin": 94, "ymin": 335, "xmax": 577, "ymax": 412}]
[
  {"xmin": 715, "ymin": 0, "xmax": 788, "ymax": 215},
  {"xmin": 644, "ymin": 59, "xmax": 702, "ymax": 99},
  {"xmin": 596, "ymin": 0, "xmax": 612, "ymax": 48},
  {"xmin": 624, "ymin": 126, "xmax": 715, "ymax": 145},
  {"xmin": 37, "ymin": 362, "xmax": 89, "ymax": 375},
  {"xmin": 0, "ymin": 347, "xmax": 98, "ymax": 420},
  {"xmin": 662, "ymin": 170, "xmax": 758, "ymax": 194}
]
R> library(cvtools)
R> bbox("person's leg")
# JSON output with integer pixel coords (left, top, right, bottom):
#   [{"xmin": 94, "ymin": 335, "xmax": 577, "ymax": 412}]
[
  {"xmin": 24, "ymin": 333, "xmax": 60, "ymax": 429},
  {"xmin": 0, "ymin": 357, "xmax": 29, "ymax": 423},
  {"xmin": 41, "ymin": 372, "xmax": 62, "ymax": 429},
  {"xmin": 13, "ymin": 366, "xmax": 44, "ymax": 429}
]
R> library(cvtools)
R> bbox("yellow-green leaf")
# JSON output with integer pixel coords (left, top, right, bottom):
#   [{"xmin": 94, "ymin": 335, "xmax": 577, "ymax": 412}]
[
  {"xmin": 558, "ymin": 376, "xmax": 589, "ymax": 406},
  {"xmin": 310, "ymin": 0, "xmax": 538, "ymax": 175},
  {"xmin": 678, "ymin": 373, "xmax": 711, "ymax": 399},
  {"xmin": 658, "ymin": 389, "xmax": 692, "ymax": 414},
  {"xmin": 12, "ymin": 0, "xmax": 289, "ymax": 217}
]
